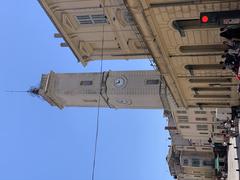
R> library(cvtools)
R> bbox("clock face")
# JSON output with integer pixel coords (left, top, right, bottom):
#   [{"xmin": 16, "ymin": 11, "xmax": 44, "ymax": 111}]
[{"xmin": 114, "ymin": 77, "xmax": 127, "ymax": 88}]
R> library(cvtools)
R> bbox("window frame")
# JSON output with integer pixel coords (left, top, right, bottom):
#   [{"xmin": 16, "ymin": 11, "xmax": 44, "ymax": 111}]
[
  {"xmin": 196, "ymin": 124, "xmax": 208, "ymax": 131},
  {"xmin": 183, "ymin": 159, "xmax": 189, "ymax": 166},
  {"xmin": 76, "ymin": 14, "xmax": 108, "ymax": 25},
  {"xmin": 179, "ymin": 125, "xmax": 190, "ymax": 129},
  {"xmin": 146, "ymin": 79, "xmax": 160, "ymax": 85},
  {"xmin": 192, "ymin": 158, "xmax": 200, "ymax": 167},
  {"xmin": 80, "ymin": 80, "xmax": 93, "ymax": 86}
]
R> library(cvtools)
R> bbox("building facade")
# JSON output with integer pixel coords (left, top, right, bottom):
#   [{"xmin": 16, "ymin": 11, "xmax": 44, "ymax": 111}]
[
  {"xmin": 39, "ymin": 0, "xmax": 150, "ymax": 65},
  {"xmin": 172, "ymin": 108, "xmax": 226, "ymax": 144},
  {"xmin": 38, "ymin": 0, "xmax": 240, "ymax": 179},
  {"xmin": 167, "ymin": 146, "xmax": 215, "ymax": 180},
  {"xmin": 39, "ymin": 0, "xmax": 240, "ymax": 109}
]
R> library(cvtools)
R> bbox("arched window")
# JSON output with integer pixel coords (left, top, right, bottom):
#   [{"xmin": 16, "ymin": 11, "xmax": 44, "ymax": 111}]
[
  {"xmin": 180, "ymin": 44, "xmax": 226, "ymax": 53},
  {"xmin": 189, "ymin": 78, "xmax": 231, "ymax": 83}
]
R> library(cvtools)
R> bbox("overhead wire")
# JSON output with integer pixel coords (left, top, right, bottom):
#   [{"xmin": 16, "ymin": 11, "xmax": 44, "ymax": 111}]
[
  {"xmin": 91, "ymin": 1, "xmax": 105, "ymax": 180},
  {"xmin": 90, "ymin": 1, "xmax": 159, "ymax": 179}
]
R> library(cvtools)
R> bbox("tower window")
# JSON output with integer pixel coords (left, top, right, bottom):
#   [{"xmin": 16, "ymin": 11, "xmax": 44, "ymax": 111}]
[
  {"xmin": 116, "ymin": 99, "xmax": 132, "ymax": 105},
  {"xmin": 83, "ymin": 99, "xmax": 97, "ymax": 103},
  {"xmin": 76, "ymin": 14, "xmax": 107, "ymax": 25},
  {"xmin": 146, "ymin": 79, "xmax": 160, "ymax": 85},
  {"xmin": 80, "ymin": 80, "xmax": 93, "ymax": 86}
]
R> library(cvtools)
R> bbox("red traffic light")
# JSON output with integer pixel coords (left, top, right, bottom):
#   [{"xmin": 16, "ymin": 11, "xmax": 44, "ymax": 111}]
[{"xmin": 201, "ymin": 15, "xmax": 209, "ymax": 23}]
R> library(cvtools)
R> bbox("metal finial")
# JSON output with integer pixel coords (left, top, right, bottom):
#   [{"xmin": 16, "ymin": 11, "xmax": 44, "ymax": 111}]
[
  {"xmin": 5, "ymin": 87, "xmax": 40, "ymax": 97},
  {"xmin": 28, "ymin": 87, "xmax": 40, "ymax": 97}
]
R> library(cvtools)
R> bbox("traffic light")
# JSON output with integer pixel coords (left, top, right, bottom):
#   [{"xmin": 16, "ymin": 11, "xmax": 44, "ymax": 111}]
[
  {"xmin": 200, "ymin": 10, "xmax": 240, "ymax": 25},
  {"xmin": 201, "ymin": 15, "xmax": 209, "ymax": 23},
  {"xmin": 200, "ymin": 12, "xmax": 218, "ymax": 24}
]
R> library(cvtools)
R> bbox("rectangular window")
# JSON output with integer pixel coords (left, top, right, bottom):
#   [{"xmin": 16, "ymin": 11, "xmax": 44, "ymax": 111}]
[
  {"xmin": 76, "ymin": 14, "xmax": 107, "ymax": 25},
  {"xmin": 199, "ymin": 132, "xmax": 208, "ymax": 135},
  {"xmin": 195, "ymin": 117, "xmax": 207, "ymax": 121},
  {"xmin": 203, "ymin": 160, "xmax": 213, "ymax": 167},
  {"xmin": 178, "ymin": 116, "xmax": 188, "ymax": 123},
  {"xmin": 80, "ymin": 80, "xmax": 93, "ymax": 86},
  {"xmin": 197, "ymin": 124, "xmax": 208, "ymax": 131},
  {"xmin": 195, "ymin": 111, "xmax": 206, "ymax": 114},
  {"xmin": 76, "ymin": 15, "xmax": 92, "ymax": 24},
  {"xmin": 178, "ymin": 116, "xmax": 188, "ymax": 120},
  {"xmin": 192, "ymin": 158, "xmax": 200, "ymax": 167},
  {"xmin": 146, "ymin": 79, "xmax": 160, "ymax": 85},
  {"xmin": 187, "ymin": 147, "xmax": 195, "ymax": 150},
  {"xmin": 83, "ymin": 99, "xmax": 97, "ymax": 103},
  {"xmin": 176, "ymin": 110, "xmax": 187, "ymax": 114},
  {"xmin": 193, "ymin": 171, "xmax": 201, "ymax": 174},
  {"xmin": 180, "ymin": 125, "xmax": 190, "ymax": 129},
  {"xmin": 183, "ymin": 159, "xmax": 189, "ymax": 166},
  {"xmin": 179, "ymin": 119, "xmax": 188, "ymax": 123},
  {"xmin": 92, "ymin": 14, "xmax": 107, "ymax": 24}
]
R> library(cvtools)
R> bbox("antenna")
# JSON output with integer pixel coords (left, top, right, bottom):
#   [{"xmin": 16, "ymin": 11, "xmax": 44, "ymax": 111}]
[
  {"xmin": 5, "ymin": 90, "xmax": 29, "ymax": 93},
  {"xmin": 5, "ymin": 87, "xmax": 40, "ymax": 97}
]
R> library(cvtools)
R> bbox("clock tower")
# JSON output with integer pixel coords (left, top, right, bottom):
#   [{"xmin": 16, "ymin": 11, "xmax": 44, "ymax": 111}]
[{"xmin": 37, "ymin": 70, "xmax": 167, "ymax": 109}]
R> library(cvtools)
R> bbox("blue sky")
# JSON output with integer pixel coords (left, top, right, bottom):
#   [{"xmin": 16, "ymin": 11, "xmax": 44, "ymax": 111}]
[{"xmin": 0, "ymin": 1, "xmax": 172, "ymax": 180}]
